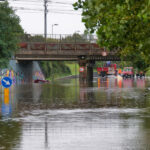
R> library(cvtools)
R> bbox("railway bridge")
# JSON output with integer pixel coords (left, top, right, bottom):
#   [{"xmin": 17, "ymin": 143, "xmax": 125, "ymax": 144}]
[{"xmin": 15, "ymin": 34, "xmax": 121, "ymax": 82}]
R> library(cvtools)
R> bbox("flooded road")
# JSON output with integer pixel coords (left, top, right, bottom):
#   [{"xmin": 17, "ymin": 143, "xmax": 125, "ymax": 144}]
[{"xmin": 0, "ymin": 76, "xmax": 150, "ymax": 150}]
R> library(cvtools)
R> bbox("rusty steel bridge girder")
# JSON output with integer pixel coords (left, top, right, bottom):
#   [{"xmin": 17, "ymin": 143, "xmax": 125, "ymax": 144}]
[{"xmin": 15, "ymin": 42, "xmax": 121, "ymax": 61}]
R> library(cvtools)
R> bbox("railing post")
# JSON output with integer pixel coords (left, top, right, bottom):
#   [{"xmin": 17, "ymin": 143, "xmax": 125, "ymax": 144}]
[
  {"xmin": 59, "ymin": 34, "xmax": 61, "ymax": 51},
  {"xmin": 27, "ymin": 42, "xmax": 31, "ymax": 51},
  {"xmin": 45, "ymin": 34, "xmax": 47, "ymax": 53},
  {"xmin": 45, "ymin": 41, "xmax": 47, "ymax": 53},
  {"xmin": 89, "ymin": 34, "xmax": 92, "ymax": 55},
  {"xmin": 75, "ymin": 33, "xmax": 77, "ymax": 51}
]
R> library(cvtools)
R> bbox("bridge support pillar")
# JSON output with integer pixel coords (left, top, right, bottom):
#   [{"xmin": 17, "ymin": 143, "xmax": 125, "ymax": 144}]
[
  {"xmin": 9, "ymin": 60, "xmax": 45, "ymax": 83},
  {"xmin": 79, "ymin": 60, "xmax": 95, "ymax": 84},
  {"xmin": 17, "ymin": 61, "xmax": 33, "ymax": 83}
]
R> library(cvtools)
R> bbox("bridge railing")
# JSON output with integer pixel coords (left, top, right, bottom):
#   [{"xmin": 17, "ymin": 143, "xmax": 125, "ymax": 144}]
[
  {"xmin": 18, "ymin": 34, "xmax": 120, "ymax": 57},
  {"xmin": 19, "ymin": 42, "xmax": 104, "ymax": 51},
  {"xmin": 20, "ymin": 34, "xmax": 97, "ymax": 44},
  {"xmin": 19, "ymin": 34, "xmax": 102, "ymax": 52}
]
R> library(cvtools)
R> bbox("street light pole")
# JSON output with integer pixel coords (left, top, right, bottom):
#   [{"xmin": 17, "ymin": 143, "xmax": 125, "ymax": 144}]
[{"xmin": 52, "ymin": 24, "xmax": 58, "ymax": 38}]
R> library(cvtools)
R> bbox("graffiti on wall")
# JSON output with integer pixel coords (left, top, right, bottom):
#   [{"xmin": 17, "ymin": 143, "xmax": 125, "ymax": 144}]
[
  {"xmin": 33, "ymin": 71, "xmax": 45, "ymax": 81},
  {"xmin": 0, "ymin": 69, "xmax": 45, "ymax": 84},
  {"xmin": 0, "ymin": 69, "xmax": 25, "ymax": 85}
]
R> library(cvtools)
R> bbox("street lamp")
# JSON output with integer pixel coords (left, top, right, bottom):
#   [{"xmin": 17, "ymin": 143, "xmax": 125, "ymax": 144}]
[{"xmin": 52, "ymin": 24, "xmax": 58, "ymax": 36}]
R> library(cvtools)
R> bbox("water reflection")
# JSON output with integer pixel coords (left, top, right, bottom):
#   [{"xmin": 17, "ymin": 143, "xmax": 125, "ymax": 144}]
[
  {"xmin": 0, "ymin": 76, "xmax": 148, "ymax": 110},
  {"xmin": 0, "ymin": 77, "xmax": 150, "ymax": 150},
  {"xmin": 79, "ymin": 76, "xmax": 138, "ymax": 107},
  {"xmin": 0, "ymin": 120, "xmax": 22, "ymax": 150},
  {"xmin": 136, "ymin": 78, "xmax": 145, "ymax": 89},
  {"xmin": 123, "ymin": 78, "xmax": 134, "ymax": 88},
  {"xmin": 79, "ymin": 81, "xmax": 95, "ymax": 105},
  {"xmin": 97, "ymin": 77, "xmax": 109, "ymax": 88},
  {"xmin": 7, "ymin": 108, "xmax": 150, "ymax": 150},
  {"xmin": 97, "ymin": 76, "xmax": 144, "ymax": 89},
  {"xmin": 1, "ymin": 88, "xmax": 12, "ymax": 118},
  {"xmin": 0, "ymin": 86, "xmax": 22, "ymax": 150}
]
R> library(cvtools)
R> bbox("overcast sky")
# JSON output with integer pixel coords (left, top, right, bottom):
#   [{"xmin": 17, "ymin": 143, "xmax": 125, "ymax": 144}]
[{"xmin": 8, "ymin": 0, "xmax": 85, "ymax": 35}]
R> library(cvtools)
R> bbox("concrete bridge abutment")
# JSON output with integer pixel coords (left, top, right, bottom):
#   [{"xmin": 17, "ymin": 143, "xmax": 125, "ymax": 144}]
[
  {"xmin": 8, "ymin": 60, "xmax": 45, "ymax": 83},
  {"xmin": 78, "ymin": 59, "xmax": 95, "ymax": 84},
  {"xmin": 17, "ymin": 61, "xmax": 33, "ymax": 83}
]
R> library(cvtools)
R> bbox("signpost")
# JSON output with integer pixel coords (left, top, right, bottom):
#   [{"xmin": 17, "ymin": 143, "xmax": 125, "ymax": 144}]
[
  {"xmin": 1, "ymin": 77, "xmax": 12, "ymax": 117},
  {"xmin": 1, "ymin": 77, "xmax": 12, "ymax": 88}
]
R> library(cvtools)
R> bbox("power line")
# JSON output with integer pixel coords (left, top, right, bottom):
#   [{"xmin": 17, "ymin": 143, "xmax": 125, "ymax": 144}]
[
  {"xmin": 16, "ymin": 11, "xmax": 81, "ymax": 15},
  {"xmin": 14, "ymin": 6, "xmax": 81, "ymax": 14},
  {"xmin": 8, "ymin": 0, "xmax": 82, "ymax": 34},
  {"xmin": 13, "ymin": 6, "xmax": 81, "ymax": 12},
  {"xmin": 8, "ymin": 0, "xmax": 43, "ymax": 2},
  {"xmin": 8, "ymin": 2, "xmax": 42, "ymax": 6},
  {"xmin": 49, "ymin": 1, "xmax": 73, "ymax": 5},
  {"xmin": 8, "ymin": 0, "xmax": 80, "ymax": 12},
  {"xmin": 8, "ymin": 0, "xmax": 75, "ymax": 5},
  {"xmin": 13, "ymin": 7, "xmax": 43, "ymax": 11}
]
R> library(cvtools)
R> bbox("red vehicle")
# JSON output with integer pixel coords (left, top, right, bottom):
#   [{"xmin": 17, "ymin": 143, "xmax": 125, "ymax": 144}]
[
  {"xmin": 97, "ymin": 64, "xmax": 117, "ymax": 77},
  {"xmin": 107, "ymin": 64, "xmax": 117, "ymax": 75},
  {"xmin": 34, "ymin": 79, "xmax": 50, "ymax": 83},
  {"xmin": 97, "ymin": 67, "xmax": 108, "ymax": 77},
  {"xmin": 136, "ymin": 71, "xmax": 145, "ymax": 78},
  {"xmin": 122, "ymin": 67, "xmax": 134, "ymax": 78}
]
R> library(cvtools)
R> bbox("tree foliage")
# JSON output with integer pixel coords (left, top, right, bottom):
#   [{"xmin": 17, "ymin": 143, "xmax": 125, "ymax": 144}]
[
  {"xmin": 74, "ymin": 0, "xmax": 150, "ymax": 70},
  {"xmin": 0, "ymin": 2, "xmax": 23, "ymax": 68},
  {"xmin": 40, "ymin": 61, "xmax": 71, "ymax": 79}
]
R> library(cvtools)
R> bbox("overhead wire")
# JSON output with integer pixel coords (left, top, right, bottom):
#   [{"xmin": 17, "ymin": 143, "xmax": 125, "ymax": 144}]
[
  {"xmin": 8, "ymin": 0, "xmax": 81, "ymax": 15},
  {"xmin": 13, "ymin": 6, "xmax": 81, "ymax": 13},
  {"xmin": 16, "ymin": 11, "xmax": 81, "ymax": 15}
]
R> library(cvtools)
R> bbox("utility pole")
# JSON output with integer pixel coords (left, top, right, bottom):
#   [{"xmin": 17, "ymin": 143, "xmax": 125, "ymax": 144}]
[
  {"xmin": 44, "ymin": 0, "xmax": 48, "ymax": 40},
  {"xmin": 44, "ymin": 0, "xmax": 48, "ymax": 52}
]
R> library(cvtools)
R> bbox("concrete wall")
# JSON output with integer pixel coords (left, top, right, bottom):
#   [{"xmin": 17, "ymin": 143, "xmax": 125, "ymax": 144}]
[{"xmin": 0, "ymin": 60, "xmax": 45, "ymax": 84}]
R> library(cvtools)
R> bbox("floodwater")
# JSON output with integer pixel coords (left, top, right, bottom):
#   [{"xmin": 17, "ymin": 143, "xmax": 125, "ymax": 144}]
[{"xmin": 0, "ymin": 76, "xmax": 150, "ymax": 150}]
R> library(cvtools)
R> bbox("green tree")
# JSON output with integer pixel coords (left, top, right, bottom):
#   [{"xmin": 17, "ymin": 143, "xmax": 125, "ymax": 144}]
[
  {"xmin": 40, "ymin": 61, "xmax": 71, "ymax": 79},
  {"xmin": 74, "ymin": 0, "xmax": 150, "ymax": 71},
  {"xmin": 0, "ymin": 1, "xmax": 23, "ymax": 68}
]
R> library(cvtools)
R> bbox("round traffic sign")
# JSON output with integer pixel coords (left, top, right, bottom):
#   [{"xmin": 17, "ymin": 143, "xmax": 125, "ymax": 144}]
[
  {"xmin": 80, "ymin": 67, "xmax": 85, "ymax": 72},
  {"xmin": 1, "ymin": 77, "xmax": 12, "ymax": 88}
]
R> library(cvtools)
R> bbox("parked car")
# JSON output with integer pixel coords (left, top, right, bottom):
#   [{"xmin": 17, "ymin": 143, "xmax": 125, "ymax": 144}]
[
  {"xmin": 136, "ymin": 71, "xmax": 145, "ymax": 78},
  {"xmin": 122, "ymin": 67, "xmax": 134, "ymax": 78}
]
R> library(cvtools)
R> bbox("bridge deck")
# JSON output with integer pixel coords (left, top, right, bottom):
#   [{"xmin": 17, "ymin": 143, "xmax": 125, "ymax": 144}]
[{"xmin": 15, "ymin": 42, "xmax": 120, "ymax": 61}]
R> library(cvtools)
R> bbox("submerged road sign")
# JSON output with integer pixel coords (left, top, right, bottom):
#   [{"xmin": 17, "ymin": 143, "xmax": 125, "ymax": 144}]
[{"xmin": 1, "ymin": 77, "xmax": 12, "ymax": 88}]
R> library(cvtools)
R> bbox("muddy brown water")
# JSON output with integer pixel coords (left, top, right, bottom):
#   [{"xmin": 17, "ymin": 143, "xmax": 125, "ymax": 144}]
[{"xmin": 0, "ymin": 76, "xmax": 150, "ymax": 150}]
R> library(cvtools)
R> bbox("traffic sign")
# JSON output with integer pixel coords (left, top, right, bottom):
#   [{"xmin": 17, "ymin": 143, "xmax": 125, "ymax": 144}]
[
  {"xmin": 80, "ymin": 67, "xmax": 85, "ymax": 72},
  {"xmin": 1, "ymin": 77, "xmax": 12, "ymax": 88}
]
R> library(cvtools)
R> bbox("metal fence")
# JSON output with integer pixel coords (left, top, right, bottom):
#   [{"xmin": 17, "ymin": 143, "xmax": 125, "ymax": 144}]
[{"xmin": 20, "ymin": 34, "xmax": 98, "ymax": 44}]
